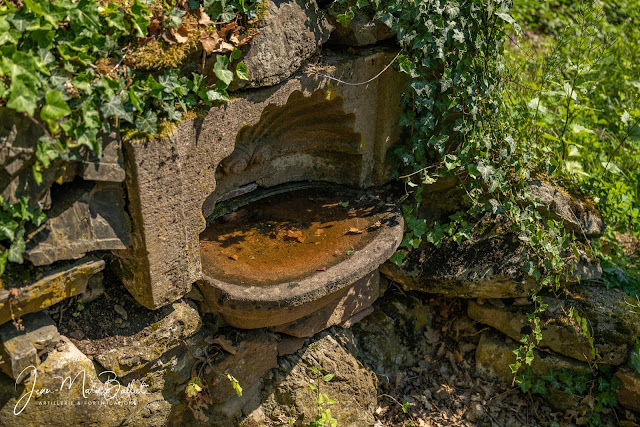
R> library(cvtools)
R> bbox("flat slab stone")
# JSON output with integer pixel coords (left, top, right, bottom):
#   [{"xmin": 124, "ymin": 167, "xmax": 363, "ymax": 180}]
[
  {"xmin": 0, "ymin": 337, "xmax": 153, "ymax": 426},
  {"xmin": 80, "ymin": 132, "xmax": 126, "ymax": 183},
  {"xmin": 0, "ymin": 257, "xmax": 104, "ymax": 326},
  {"xmin": 93, "ymin": 300, "xmax": 202, "ymax": 377},
  {"xmin": 0, "ymin": 311, "xmax": 60, "ymax": 381},
  {"xmin": 528, "ymin": 180, "xmax": 605, "ymax": 239},
  {"xmin": 25, "ymin": 182, "xmax": 130, "ymax": 266},
  {"xmin": 381, "ymin": 214, "xmax": 602, "ymax": 299}
]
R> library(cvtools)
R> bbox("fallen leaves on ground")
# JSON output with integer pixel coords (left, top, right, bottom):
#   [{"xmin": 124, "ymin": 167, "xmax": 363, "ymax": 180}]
[{"xmin": 372, "ymin": 295, "xmax": 634, "ymax": 426}]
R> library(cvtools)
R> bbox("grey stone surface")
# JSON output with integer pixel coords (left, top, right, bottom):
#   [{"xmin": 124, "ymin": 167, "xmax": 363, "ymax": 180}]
[
  {"xmin": 93, "ymin": 300, "xmax": 202, "ymax": 377},
  {"xmin": 115, "ymin": 47, "xmax": 404, "ymax": 309},
  {"xmin": 270, "ymin": 270, "xmax": 380, "ymax": 337},
  {"xmin": 352, "ymin": 290, "xmax": 435, "ymax": 377},
  {"xmin": 233, "ymin": 0, "xmax": 333, "ymax": 89},
  {"xmin": 468, "ymin": 284, "xmax": 640, "ymax": 365},
  {"xmin": 0, "ymin": 312, "xmax": 60, "ymax": 381},
  {"xmin": 25, "ymin": 182, "xmax": 130, "ymax": 266},
  {"xmin": 79, "ymin": 272, "xmax": 104, "ymax": 303},
  {"xmin": 0, "ymin": 107, "xmax": 53, "ymax": 209},
  {"xmin": 207, "ymin": 331, "xmax": 279, "ymax": 404},
  {"xmin": 328, "ymin": 8, "xmax": 395, "ymax": 47},
  {"xmin": 250, "ymin": 328, "xmax": 378, "ymax": 426},
  {"xmin": 81, "ymin": 132, "xmax": 126, "ymax": 182},
  {"xmin": 528, "ymin": 180, "xmax": 605, "ymax": 239},
  {"xmin": 0, "ymin": 110, "xmax": 124, "ymax": 211},
  {"xmin": 0, "ymin": 257, "xmax": 104, "ymax": 326}
]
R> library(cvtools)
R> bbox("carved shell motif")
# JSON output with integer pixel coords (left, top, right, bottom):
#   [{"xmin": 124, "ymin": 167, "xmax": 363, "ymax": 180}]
[{"xmin": 219, "ymin": 90, "xmax": 361, "ymax": 176}]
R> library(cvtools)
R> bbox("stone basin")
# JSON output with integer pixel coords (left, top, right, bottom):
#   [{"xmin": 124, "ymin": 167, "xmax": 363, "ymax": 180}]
[{"xmin": 197, "ymin": 183, "xmax": 403, "ymax": 329}]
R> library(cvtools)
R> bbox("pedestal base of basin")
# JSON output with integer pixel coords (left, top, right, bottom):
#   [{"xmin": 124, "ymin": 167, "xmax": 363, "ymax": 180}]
[
  {"xmin": 270, "ymin": 270, "xmax": 380, "ymax": 338},
  {"xmin": 196, "ymin": 184, "xmax": 403, "ymax": 329}
]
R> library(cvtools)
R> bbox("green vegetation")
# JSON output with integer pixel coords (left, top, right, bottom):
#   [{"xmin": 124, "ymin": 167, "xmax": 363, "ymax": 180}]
[
  {"xmin": 0, "ymin": 0, "xmax": 259, "ymax": 276},
  {"xmin": 506, "ymin": 0, "xmax": 640, "ymax": 295},
  {"xmin": 307, "ymin": 363, "xmax": 337, "ymax": 427},
  {"xmin": 516, "ymin": 365, "xmax": 621, "ymax": 425}
]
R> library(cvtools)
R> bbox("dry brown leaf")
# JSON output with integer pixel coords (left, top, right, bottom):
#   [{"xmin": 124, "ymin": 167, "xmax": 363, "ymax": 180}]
[
  {"xmin": 197, "ymin": 8, "xmax": 214, "ymax": 25},
  {"xmin": 148, "ymin": 17, "xmax": 163, "ymax": 34},
  {"xmin": 200, "ymin": 32, "xmax": 221, "ymax": 54},
  {"xmin": 217, "ymin": 41, "xmax": 234, "ymax": 53},
  {"xmin": 453, "ymin": 350, "xmax": 464, "ymax": 363},
  {"xmin": 284, "ymin": 229, "xmax": 305, "ymax": 243},
  {"xmin": 219, "ymin": 22, "xmax": 238, "ymax": 37},
  {"xmin": 209, "ymin": 335, "xmax": 237, "ymax": 355}
]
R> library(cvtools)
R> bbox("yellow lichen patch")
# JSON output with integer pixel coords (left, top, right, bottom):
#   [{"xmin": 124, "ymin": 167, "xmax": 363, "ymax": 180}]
[
  {"xmin": 324, "ymin": 84, "xmax": 340, "ymax": 101},
  {"xmin": 255, "ymin": 0, "xmax": 270, "ymax": 22}
]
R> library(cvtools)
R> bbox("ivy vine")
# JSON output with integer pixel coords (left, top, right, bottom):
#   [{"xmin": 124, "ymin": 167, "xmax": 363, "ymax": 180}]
[{"xmin": 0, "ymin": 0, "xmax": 259, "ymax": 276}]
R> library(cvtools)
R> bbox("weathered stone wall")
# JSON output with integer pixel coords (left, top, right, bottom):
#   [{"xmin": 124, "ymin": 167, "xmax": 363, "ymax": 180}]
[{"xmin": 0, "ymin": 0, "xmax": 408, "ymax": 424}]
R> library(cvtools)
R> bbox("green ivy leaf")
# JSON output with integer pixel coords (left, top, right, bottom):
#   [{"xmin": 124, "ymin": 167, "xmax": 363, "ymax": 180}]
[
  {"xmin": 214, "ymin": 55, "xmax": 234, "ymax": 87},
  {"xmin": 40, "ymin": 90, "xmax": 71, "ymax": 122},
  {"xmin": 7, "ymin": 235, "xmax": 25, "ymax": 264},
  {"xmin": 7, "ymin": 77, "xmax": 38, "ymax": 116},
  {"xmin": 135, "ymin": 110, "xmax": 158, "ymax": 134},
  {"xmin": 130, "ymin": 0, "xmax": 151, "ymax": 37},
  {"xmin": 101, "ymin": 95, "xmax": 127, "ymax": 119},
  {"xmin": 235, "ymin": 61, "xmax": 248, "ymax": 80},
  {"xmin": 165, "ymin": 8, "xmax": 185, "ymax": 29}
]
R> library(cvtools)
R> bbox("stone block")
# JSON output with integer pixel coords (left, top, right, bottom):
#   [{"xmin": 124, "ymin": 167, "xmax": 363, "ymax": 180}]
[
  {"xmin": 270, "ymin": 270, "xmax": 380, "ymax": 337},
  {"xmin": 475, "ymin": 330, "xmax": 589, "ymax": 384},
  {"xmin": 468, "ymin": 284, "xmax": 640, "ymax": 365},
  {"xmin": 0, "ymin": 257, "xmax": 104, "ymax": 326},
  {"xmin": 615, "ymin": 366, "xmax": 640, "ymax": 412},
  {"xmin": 207, "ymin": 331, "xmax": 279, "ymax": 403},
  {"xmin": 0, "ymin": 337, "xmax": 156, "ymax": 426},
  {"xmin": 233, "ymin": 0, "xmax": 333, "ymax": 89},
  {"xmin": 351, "ymin": 290, "xmax": 435, "ymax": 377},
  {"xmin": 25, "ymin": 182, "xmax": 130, "ymax": 266},
  {"xmin": 81, "ymin": 132, "xmax": 126, "ymax": 182},
  {"xmin": 327, "ymin": 8, "xmax": 395, "ymax": 47},
  {"xmin": 380, "ymin": 214, "xmax": 602, "ymax": 299},
  {"xmin": 256, "ymin": 328, "xmax": 378, "ymax": 426},
  {"xmin": 114, "ymin": 47, "xmax": 405, "ymax": 309},
  {"xmin": 528, "ymin": 180, "xmax": 605, "ymax": 239},
  {"xmin": 94, "ymin": 300, "xmax": 201, "ymax": 377},
  {"xmin": 0, "ymin": 311, "xmax": 60, "ymax": 381}
]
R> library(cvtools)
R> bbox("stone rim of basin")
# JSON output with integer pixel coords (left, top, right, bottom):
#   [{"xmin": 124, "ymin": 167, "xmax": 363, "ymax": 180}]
[{"xmin": 197, "ymin": 183, "xmax": 404, "ymax": 328}]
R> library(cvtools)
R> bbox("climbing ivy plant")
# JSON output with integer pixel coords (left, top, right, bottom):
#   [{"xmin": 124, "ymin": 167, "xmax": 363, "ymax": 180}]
[
  {"xmin": 0, "ymin": 0, "xmax": 259, "ymax": 276},
  {"xmin": 332, "ymin": 0, "xmax": 589, "ymax": 376}
]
